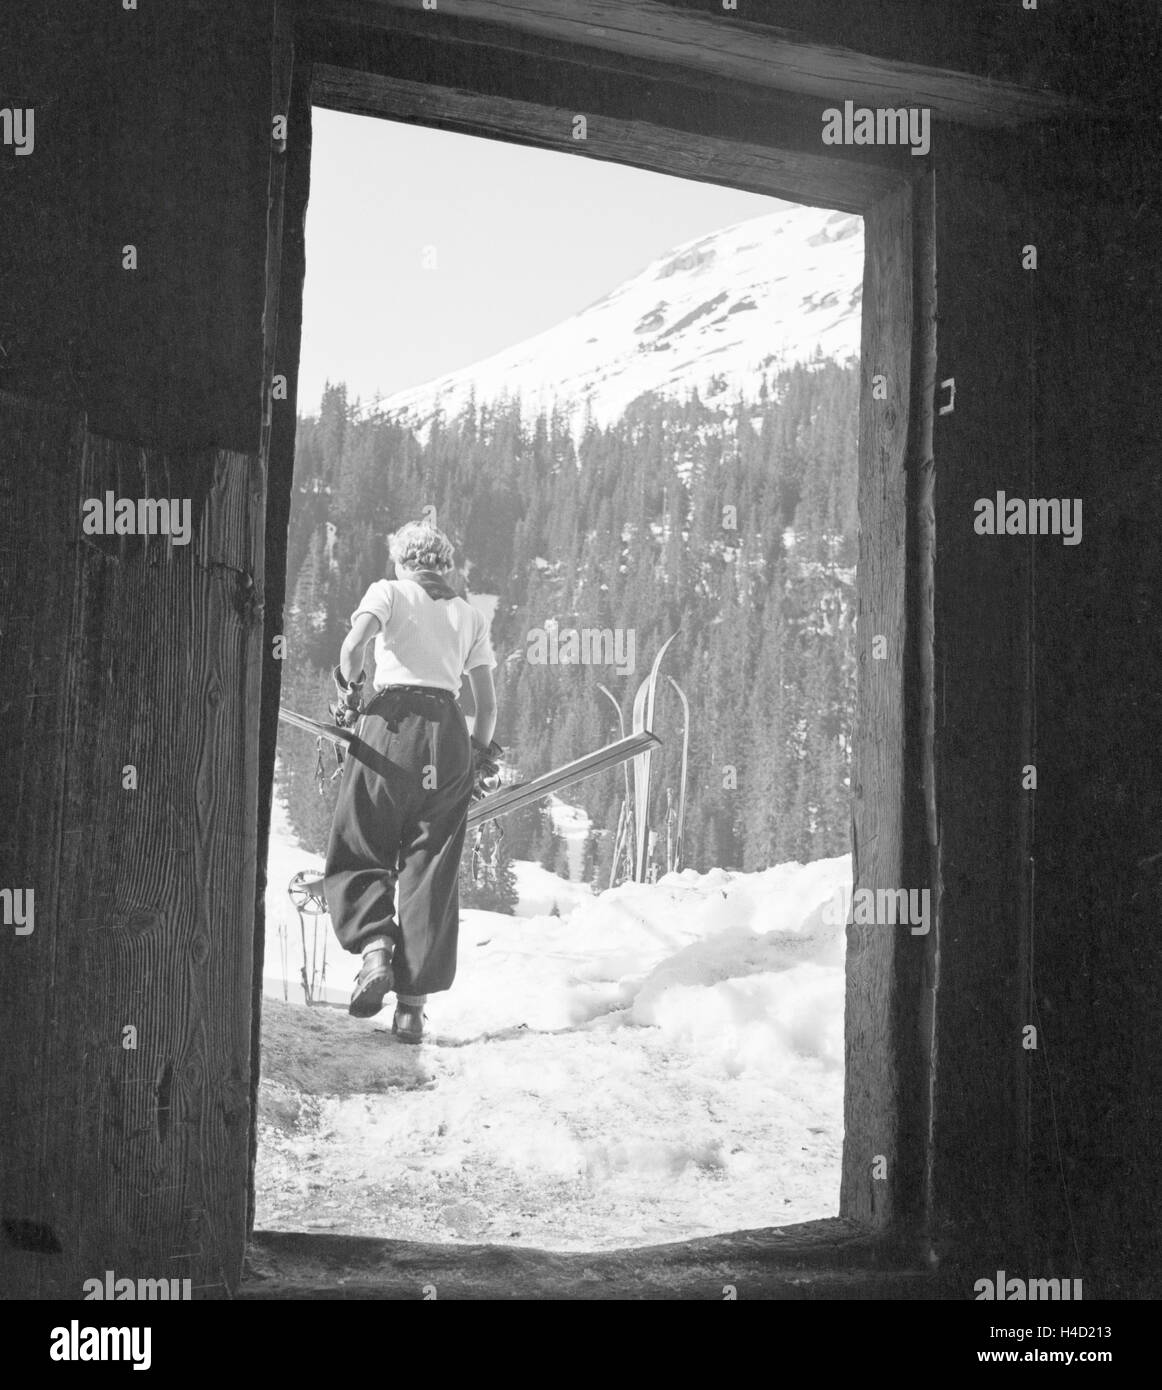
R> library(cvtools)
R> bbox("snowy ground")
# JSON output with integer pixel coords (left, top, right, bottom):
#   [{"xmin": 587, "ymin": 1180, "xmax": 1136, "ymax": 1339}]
[
  {"xmin": 257, "ymin": 788, "xmax": 850, "ymax": 1250},
  {"xmin": 510, "ymin": 857, "xmax": 592, "ymax": 919}
]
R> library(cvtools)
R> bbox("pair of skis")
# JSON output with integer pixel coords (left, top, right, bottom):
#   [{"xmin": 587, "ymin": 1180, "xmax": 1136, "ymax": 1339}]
[
  {"xmin": 629, "ymin": 632, "xmax": 679, "ymax": 881},
  {"xmin": 277, "ymin": 705, "xmax": 661, "ymax": 827},
  {"xmin": 278, "ymin": 633, "xmax": 679, "ymax": 879}
]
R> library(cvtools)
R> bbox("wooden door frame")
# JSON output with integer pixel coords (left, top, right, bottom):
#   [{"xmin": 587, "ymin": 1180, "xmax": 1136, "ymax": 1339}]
[{"xmin": 254, "ymin": 28, "xmax": 936, "ymax": 1266}]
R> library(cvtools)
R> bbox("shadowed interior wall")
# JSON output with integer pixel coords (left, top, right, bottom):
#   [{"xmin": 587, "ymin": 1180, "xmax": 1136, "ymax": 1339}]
[
  {"xmin": 0, "ymin": 0, "xmax": 286, "ymax": 1297},
  {"xmin": 926, "ymin": 131, "xmax": 1162, "ymax": 1296}
]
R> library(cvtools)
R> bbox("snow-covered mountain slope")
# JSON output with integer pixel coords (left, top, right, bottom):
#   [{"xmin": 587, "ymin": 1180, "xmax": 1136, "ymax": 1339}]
[{"xmin": 373, "ymin": 203, "xmax": 863, "ymax": 432}]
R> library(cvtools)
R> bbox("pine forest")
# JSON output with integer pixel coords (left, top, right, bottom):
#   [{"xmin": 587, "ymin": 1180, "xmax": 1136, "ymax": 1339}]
[{"xmin": 278, "ymin": 360, "xmax": 858, "ymax": 910}]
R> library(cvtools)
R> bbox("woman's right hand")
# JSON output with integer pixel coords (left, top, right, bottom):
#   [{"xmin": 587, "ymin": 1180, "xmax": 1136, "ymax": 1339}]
[{"xmin": 470, "ymin": 736, "xmax": 504, "ymax": 799}]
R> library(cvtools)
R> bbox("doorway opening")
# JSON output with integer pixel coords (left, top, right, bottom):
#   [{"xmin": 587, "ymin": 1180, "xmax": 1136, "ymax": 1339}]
[{"xmin": 256, "ymin": 107, "xmax": 865, "ymax": 1252}]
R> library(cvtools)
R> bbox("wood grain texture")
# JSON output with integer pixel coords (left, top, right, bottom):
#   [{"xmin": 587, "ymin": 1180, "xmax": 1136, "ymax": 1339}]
[
  {"xmin": 305, "ymin": 0, "xmax": 1076, "ymax": 125},
  {"xmin": 0, "ymin": 0, "xmax": 275, "ymax": 453},
  {"xmin": 250, "ymin": 30, "xmax": 314, "ymax": 1237},
  {"xmin": 0, "ymin": 395, "xmax": 82, "ymax": 1293},
  {"xmin": 925, "ymin": 170, "xmax": 1035, "ymax": 1268},
  {"xmin": 1014, "ymin": 139, "xmax": 1162, "ymax": 1293},
  {"xmin": 300, "ymin": 8, "xmax": 930, "ymax": 200},
  {"xmin": 921, "ymin": 148, "xmax": 1162, "ymax": 1295},
  {"xmin": 0, "ymin": 0, "xmax": 282, "ymax": 1298},
  {"xmin": 243, "ymin": 1220, "xmax": 948, "ymax": 1299},
  {"xmin": 907, "ymin": 176, "xmax": 940, "ymax": 1238},
  {"xmin": 840, "ymin": 181, "xmax": 915, "ymax": 1229},
  {"xmin": 0, "ymin": 395, "xmax": 265, "ymax": 1297},
  {"xmin": 313, "ymin": 66, "xmax": 897, "ymax": 214}
]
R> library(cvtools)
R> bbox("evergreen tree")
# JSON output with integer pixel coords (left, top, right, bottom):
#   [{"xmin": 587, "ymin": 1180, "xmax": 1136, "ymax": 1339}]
[
  {"xmin": 279, "ymin": 361, "xmax": 860, "ymax": 879},
  {"xmin": 537, "ymin": 820, "xmax": 564, "ymax": 873}
]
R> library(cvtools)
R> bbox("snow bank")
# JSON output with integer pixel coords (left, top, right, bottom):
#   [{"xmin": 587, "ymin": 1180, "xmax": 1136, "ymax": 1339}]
[
  {"xmin": 259, "ymin": 786, "xmax": 852, "ymax": 1248},
  {"xmin": 510, "ymin": 860, "xmax": 593, "ymax": 918},
  {"xmin": 445, "ymin": 856, "xmax": 848, "ymax": 1076},
  {"xmin": 263, "ymin": 790, "xmax": 849, "ymax": 1079}
]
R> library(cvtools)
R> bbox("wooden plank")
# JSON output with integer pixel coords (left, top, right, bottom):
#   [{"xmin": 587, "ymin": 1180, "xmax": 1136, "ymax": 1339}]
[
  {"xmin": 306, "ymin": 0, "xmax": 1077, "ymax": 126},
  {"xmin": 250, "ymin": 1, "xmax": 311, "ymax": 1241},
  {"xmin": 1013, "ymin": 156, "xmax": 1162, "ymax": 1288},
  {"xmin": 925, "ymin": 170, "xmax": 1036, "ymax": 1264},
  {"xmin": 0, "ymin": 395, "xmax": 81, "ymax": 1296},
  {"xmin": 243, "ymin": 1221, "xmax": 946, "ymax": 1299},
  {"xmin": 313, "ymin": 67, "xmax": 897, "ymax": 214},
  {"xmin": 301, "ymin": 13, "xmax": 921, "ymax": 177},
  {"xmin": 840, "ymin": 179, "xmax": 917, "ymax": 1229},
  {"xmin": 0, "ymin": 0, "xmax": 275, "ymax": 453},
  {"xmin": 0, "ymin": 7, "xmax": 88, "ymax": 414},
  {"xmin": 0, "ymin": 395, "xmax": 265, "ymax": 1297},
  {"xmin": 921, "ymin": 146, "xmax": 1162, "ymax": 1291},
  {"xmin": 908, "ymin": 175, "xmax": 940, "ymax": 1234},
  {"xmin": 0, "ymin": 0, "xmax": 282, "ymax": 1298}
]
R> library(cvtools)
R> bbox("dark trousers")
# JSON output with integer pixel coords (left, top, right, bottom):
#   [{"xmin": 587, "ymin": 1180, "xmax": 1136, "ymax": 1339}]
[{"xmin": 324, "ymin": 686, "xmax": 475, "ymax": 996}]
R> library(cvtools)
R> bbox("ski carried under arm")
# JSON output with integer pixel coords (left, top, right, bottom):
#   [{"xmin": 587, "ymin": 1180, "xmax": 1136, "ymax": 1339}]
[
  {"xmin": 278, "ymin": 708, "xmax": 660, "ymax": 826},
  {"xmin": 278, "ymin": 706, "xmax": 353, "ymax": 745},
  {"xmin": 467, "ymin": 730, "xmax": 659, "ymax": 826}
]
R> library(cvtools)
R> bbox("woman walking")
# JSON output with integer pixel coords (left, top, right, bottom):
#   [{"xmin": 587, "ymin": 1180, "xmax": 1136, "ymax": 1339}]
[{"xmin": 324, "ymin": 522, "xmax": 499, "ymax": 1043}]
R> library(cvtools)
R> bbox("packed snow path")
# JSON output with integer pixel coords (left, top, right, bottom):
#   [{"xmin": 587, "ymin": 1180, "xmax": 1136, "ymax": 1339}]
[{"xmin": 258, "ymin": 798, "xmax": 850, "ymax": 1251}]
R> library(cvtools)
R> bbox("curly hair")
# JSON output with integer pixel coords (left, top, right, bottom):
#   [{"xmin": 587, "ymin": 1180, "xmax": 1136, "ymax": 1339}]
[{"xmin": 388, "ymin": 520, "xmax": 455, "ymax": 574}]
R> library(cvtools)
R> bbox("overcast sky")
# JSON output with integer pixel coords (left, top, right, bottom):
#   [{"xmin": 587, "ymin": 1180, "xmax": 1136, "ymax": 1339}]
[{"xmin": 297, "ymin": 109, "xmax": 789, "ymax": 414}]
